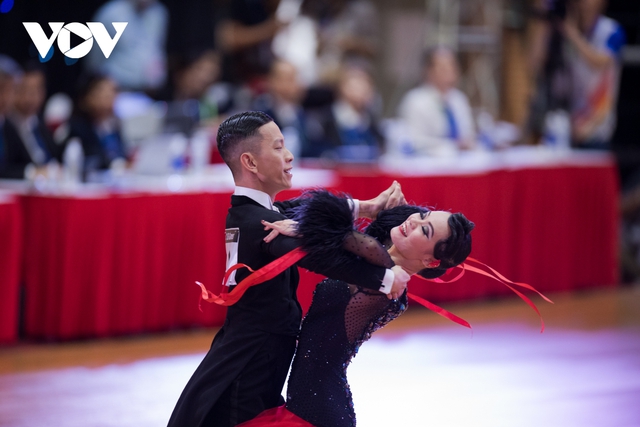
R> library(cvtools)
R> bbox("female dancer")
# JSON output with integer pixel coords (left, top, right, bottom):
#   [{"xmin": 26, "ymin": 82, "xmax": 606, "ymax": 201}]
[{"xmin": 235, "ymin": 190, "xmax": 474, "ymax": 427}]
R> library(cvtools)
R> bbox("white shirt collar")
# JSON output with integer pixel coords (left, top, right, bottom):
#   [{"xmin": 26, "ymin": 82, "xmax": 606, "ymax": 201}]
[{"xmin": 234, "ymin": 186, "xmax": 275, "ymax": 211}]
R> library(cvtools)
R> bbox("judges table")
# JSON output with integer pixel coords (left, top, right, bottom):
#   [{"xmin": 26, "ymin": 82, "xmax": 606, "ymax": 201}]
[
  {"xmin": 0, "ymin": 192, "xmax": 22, "ymax": 344},
  {"xmin": 2, "ymin": 149, "xmax": 620, "ymax": 341}
]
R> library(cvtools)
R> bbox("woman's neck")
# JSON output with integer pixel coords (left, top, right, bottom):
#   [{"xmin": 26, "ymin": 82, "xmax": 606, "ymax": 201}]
[{"xmin": 388, "ymin": 245, "xmax": 423, "ymax": 276}]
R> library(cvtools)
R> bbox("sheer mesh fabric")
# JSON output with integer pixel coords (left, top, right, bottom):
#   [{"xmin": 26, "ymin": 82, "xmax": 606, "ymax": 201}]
[
  {"xmin": 344, "ymin": 285, "xmax": 391, "ymax": 344},
  {"xmin": 286, "ymin": 281, "xmax": 407, "ymax": 427},
  {"xmin": 343, "ymin": 231, "xmax": 394, "ymax": 269}
]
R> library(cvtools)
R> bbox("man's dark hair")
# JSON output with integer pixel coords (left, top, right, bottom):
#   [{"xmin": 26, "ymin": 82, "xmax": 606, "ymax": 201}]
[
  {"xmin": 365, "ymin": 205, "xmax": 474, "ymax": 279},
  {"xmin": 216, "ymin": 111, "xmax": 273, "ymax": 173},
  {"xmin": 421, "ymin": 45, "xmax": 456, "ymax": 69}
]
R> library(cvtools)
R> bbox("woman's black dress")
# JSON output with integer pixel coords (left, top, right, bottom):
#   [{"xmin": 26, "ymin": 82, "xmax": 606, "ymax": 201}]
[{"xmin": 285, "ymin": 280, "xmax": 407, "ymax": 427}]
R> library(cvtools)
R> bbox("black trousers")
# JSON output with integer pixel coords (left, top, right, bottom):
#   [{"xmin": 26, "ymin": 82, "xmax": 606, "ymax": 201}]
[{"xmin": 204, "ymin": 332, "xmax": 296, "ymax": 427}]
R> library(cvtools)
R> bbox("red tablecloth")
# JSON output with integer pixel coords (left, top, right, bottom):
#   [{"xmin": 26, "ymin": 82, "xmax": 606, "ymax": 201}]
[
  {"xmin": 18, "ymin": 159, "xmax": 619, "ymax": 340},
  {"xmin": 20, "ymin": 188, "xmax": 306, "ymax": 340},
  {"xmin": 0, "ymin": 195, "xmax": 23, "ymax": 344},
  {"xmin": 21, "ymin": 193, "xmax": 229, "ymax": 339}
]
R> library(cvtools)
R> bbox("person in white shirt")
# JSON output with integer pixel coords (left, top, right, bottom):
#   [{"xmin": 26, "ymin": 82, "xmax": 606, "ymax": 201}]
[
  {"xmin": 397, "ymin": 47, "xmax": 476, "ymax": 157},
  {"xmin": 562, "ymin": 0, "xmax": 625, "ymax": 147},
  {"xmin": 85, "ymin": 0, "xmax": 168, "ymax": 93}
]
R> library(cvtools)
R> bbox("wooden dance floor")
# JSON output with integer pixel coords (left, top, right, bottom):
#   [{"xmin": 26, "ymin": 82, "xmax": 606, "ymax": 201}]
[{"xmin": 1, "ymin": 287, "xmax": 639, "ymax": 427}]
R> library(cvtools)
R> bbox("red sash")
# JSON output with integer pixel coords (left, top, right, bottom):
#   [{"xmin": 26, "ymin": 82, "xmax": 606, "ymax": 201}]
[{"xmin": 197, "ymin": 250, "xmax": 552, "ymax": 332}]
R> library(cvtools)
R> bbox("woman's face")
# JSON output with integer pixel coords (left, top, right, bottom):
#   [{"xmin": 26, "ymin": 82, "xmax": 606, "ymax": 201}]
[
  {"xmin": 390, "ymin": 211, "xmax": 451, "ymax": 265},
  {"xmin": 83, "ymin": 78, "xmax": 117, "ymax": 121}
]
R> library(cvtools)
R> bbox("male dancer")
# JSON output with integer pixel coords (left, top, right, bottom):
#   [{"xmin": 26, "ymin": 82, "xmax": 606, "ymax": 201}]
[{"xmin": 168, "ymin": 111, "xmax": 409, "ymax": 427}]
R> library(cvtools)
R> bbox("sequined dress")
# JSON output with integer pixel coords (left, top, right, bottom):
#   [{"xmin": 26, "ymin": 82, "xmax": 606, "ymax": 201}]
[
  {"xmin": 238, "ymin": 190, "xmax": 408, "ymax": 427},
  {"xmin": 238, "ymin": 281, "xmax": 407, "ymax": 427}
]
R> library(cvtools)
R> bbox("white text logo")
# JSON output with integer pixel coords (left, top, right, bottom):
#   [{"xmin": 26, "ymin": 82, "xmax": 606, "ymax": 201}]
[{"xmin": 23, "ymin": 22, "xmax": 127, "ymax": 59}]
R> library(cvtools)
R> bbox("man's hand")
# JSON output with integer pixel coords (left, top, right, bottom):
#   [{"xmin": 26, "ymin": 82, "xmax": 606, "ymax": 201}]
[
  {"xmin": 359, "ymin": 181, "xmax": 407, "ymax": 219},
  {"xmin": 388, "ymin": 265, "xmax": 410, "ymax": 300}
]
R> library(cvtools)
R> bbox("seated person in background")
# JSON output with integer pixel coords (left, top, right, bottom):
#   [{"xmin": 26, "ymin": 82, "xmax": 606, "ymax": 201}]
[
  {"xmin": 0, "ymin": 56, "xmax": 20, "ymax": 177},
  {"xmin": 562, "ymin": 0, "xmax": 625, "ymax": 148},
  {"xmin": 1, "ymin": 62, "xmax": 62, "ymax": 179},
  {"xmin": 163, "ymin": 49, "xmax": 229, "ymax": 126},
  {"xmin": 252, "ymin": 59, "xmax": 308, "ymax": 160},
  {"xmin": 303, "ymin": 65, "xmax": 383, "ymax": 162},
  {"xmin": 397, "ymin": 47, "xmax": 476, "ymax": 156},
  {"xmin": 85, "ymin": 0, "xmax": 169, "ymax": 94},
  {"xmin": 60, "ymin": 73, "xmax": 128, "ymax": 173}
]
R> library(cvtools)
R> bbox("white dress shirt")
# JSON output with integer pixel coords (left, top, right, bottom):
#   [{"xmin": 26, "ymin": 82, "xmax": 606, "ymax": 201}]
[{"xmin": 397, "ymin": 84, "xmax": 476, "ymax": 156}]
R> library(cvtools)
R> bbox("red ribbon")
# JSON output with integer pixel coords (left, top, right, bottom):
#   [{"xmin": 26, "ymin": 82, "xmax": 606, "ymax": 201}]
[
  {"xmin": 197, "ymin": 247, "xmax": 308, "ymax": 309},
  {"xmin": 413, "ymin": 257, "xmax": 553, "ymax": 332},
  {"xmin": 407, "ymin": 292, "xmax": 471, "ymax": 329},
  {"xmin": 196, "ymin": 249, "xmax": 552, "ymax": 332}
]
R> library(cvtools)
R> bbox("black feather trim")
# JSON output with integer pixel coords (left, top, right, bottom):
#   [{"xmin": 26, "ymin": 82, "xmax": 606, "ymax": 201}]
[{"xmin": 291, "ymin": 190, "xmax": 360, "ymax": 273}]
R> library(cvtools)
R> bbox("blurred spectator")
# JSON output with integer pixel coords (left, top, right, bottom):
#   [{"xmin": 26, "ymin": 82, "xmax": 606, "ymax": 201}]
[
  {"xmin": 0, "ymin": 56, "xmax": 21, "ymax": 178},
  {"xmin": 61, "ymin": 73, "xmax": 128, "ymax": 174},
  {"xmin": 562, "ymin": 0, "xmax": 625, "ymax": 148},
  {"xmin": 306, "ymin": 0, "xmax": 380, "ymax": 85},
  {"xmin": 85, "ymin": 0, "xmax": 169, "ymax": 94},
  {"xmin": 271, "ymin": 0, "xmax": 379, "ymax": 87},
  {"xmin": 397, "ymin": 47, "xmax": 476, "ymax": 157},
  {"xmin": 217, "ymin": 0, "xmax": 283, "ymax": 91},
  {"xmin": 164, "ymin": 49, "xmax": 230, "ymax": 122},
  {"xmin": 303, "ymin": 65, "xmax": 383, "ymax": 161},
  {"xmin": 252, "ymin": 59, "xmax": 307, "ymax": 159},
  {"xmin": 1, "ymin": 62, "xmax": 62, "ymax": 179}
]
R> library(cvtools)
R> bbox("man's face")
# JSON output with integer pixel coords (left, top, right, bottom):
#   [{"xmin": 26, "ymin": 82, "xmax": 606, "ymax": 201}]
[
  {"xmin": 253, "ymin": 121, "xmax": 294, "ymax": 198},
  {"xmin": 427, "ymin": 51, "xmax": 459, "ymax": 93},
  {"xmin": 269, "ymin": 61, "xmax": 302, "ymax": 104},
  {"xmin": 14, "ymin": 72, "xmax": 45, "ymax": 117}
]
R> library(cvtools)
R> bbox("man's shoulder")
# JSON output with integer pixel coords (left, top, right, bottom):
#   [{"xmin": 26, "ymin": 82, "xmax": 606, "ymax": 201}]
[
  {"xmin": 403, "ymin": 85, "xmax": 436, "ymax": 100},
  {"xmin": 398, "ymin": 85, "xmax": 438, "ymax": 112},
  {"xmin": 229, "ymin": 196, "xmax": 283, "ymax": 222}
]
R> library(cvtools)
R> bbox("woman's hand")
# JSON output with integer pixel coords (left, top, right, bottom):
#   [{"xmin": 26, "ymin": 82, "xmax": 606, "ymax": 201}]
[
  {"xmin": 262, "ymin": 219, "xmax": 300, "ymax": 243},
  {"xmin": 359, "ymin": 181, "xmax": 407, "ymax": 219}
]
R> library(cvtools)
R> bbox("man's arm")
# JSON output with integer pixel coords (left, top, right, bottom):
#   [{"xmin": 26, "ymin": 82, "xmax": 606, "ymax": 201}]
[
  {"xmin": 562, "ymin": 14, "xmax": 625, "ymax": 70},
  {"xmin": 277, "ymin": 181, "xmax": 406, "ymax": 220},
  {"xmin": 563, "ymin": 20, "xmax": 613, "ymax": 69},
  {"xmin": 262, "ymin": 227, "xmax": 409, "ymax": 298}
]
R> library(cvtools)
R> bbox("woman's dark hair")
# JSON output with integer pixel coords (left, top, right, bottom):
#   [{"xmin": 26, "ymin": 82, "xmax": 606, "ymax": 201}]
[
  {"xmin": 216, "ymin": 111, "xmax": 273, "ymax": 166},
  {"xmin": 365, "ymin": 205, "xmax": 474, "ymax": 279}
]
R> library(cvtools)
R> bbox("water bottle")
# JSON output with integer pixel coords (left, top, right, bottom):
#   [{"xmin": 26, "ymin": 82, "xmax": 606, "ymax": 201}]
[
  {"xmin": 543, "ymin": 110, "xmax": 571, "ymax": 150},
  {"xmin": 63, "ymin": 137, "xmax": 84, "ymax": 188},
  {"xmin": 169, "ymin": 133, "xmax": 188, "ymax": 173},
  {"xmin": 189, "ymin": 129, "xmax": 211, "ymax": 175}
]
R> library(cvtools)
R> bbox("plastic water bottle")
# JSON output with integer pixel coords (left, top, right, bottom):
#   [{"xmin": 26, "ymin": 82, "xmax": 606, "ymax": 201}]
[
  {"xmin": 63, "ymin": 137, "xmax": 84, "ymax": 188},
  {"xmin": 189, "ymin": 129, "xmax": 211, "ymax": 175},
  {"xmin": 543, "ymin": 110, "xmax": 571, "ymax": 150},
  {"xmin": 169, "ymin": 133, "xmax": 188, "ymax": 172}
]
